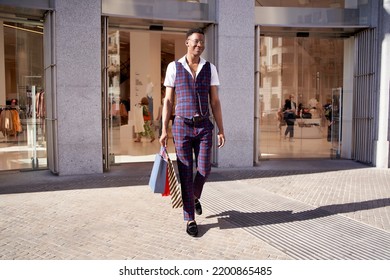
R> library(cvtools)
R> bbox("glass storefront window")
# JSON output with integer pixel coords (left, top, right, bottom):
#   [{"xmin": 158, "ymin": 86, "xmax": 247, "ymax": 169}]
[
  {"xmin": 0, "ymin": 21, "xmax": 46, "ymax": 170},
  {"xmin": 259, "ymin": 35, "xmax": 344, "ymax": 159}
]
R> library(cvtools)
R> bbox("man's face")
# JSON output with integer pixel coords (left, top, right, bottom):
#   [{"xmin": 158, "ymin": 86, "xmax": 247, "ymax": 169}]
[{"xmin": 186, "ymin": 33, "xmax": 205, "ymax": 56}]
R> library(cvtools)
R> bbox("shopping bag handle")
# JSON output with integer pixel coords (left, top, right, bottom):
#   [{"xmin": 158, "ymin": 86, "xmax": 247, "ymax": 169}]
[{"xmin": 160, "ymin": 146, "xmax": 168, "ymax": 161}]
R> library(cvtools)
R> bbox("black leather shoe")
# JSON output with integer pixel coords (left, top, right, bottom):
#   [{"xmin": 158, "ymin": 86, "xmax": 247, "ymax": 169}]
[
  {"xmin": 186, "ymin": 221, "xmax": 198, "ymax": 237},
  {"xmin": 195, "ymin": 198, "xmax": 202, "ymax": 215}
]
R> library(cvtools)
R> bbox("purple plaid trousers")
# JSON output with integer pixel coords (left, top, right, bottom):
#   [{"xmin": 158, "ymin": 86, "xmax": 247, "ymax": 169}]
[{"xmin": 172, "ymin": 117, "xmax": 214, "ymax": 221}]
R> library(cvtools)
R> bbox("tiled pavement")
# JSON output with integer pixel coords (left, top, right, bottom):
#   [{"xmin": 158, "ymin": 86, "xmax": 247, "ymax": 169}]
[{"xmin": 0, "ymin": 159, "xmax": 389, "ymax": 260}]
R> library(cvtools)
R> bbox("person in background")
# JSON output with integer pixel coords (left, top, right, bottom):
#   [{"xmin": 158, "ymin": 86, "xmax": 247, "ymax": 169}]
[
  {"xmin": 134, "ymin": 97, "xmax": 155, "ymax": 143},
  {"xmin": 159, "ymin": 28, "xmax": 225, "ymax": 237},
  {"xmin": 283, "ymin": 94, "xmax": 297, "ymax": 142},
  {"xmin": 10, "ymin": 99, "xmax": 17, "ymax": 107}
]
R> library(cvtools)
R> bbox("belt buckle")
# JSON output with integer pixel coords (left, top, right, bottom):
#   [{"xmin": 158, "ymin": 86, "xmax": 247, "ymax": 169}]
[{"xmin": 192, "ymin": 116, "xmax": 202, "ymax": 124}]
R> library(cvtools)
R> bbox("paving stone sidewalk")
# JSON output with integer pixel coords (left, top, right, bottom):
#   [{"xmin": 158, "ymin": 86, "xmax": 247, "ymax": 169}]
[{"xmin": 0, "ymin": 159, "xmax": 389, "ymax": 260}]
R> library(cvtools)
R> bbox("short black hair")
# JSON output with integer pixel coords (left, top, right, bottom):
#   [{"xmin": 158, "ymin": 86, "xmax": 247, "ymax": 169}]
[{"xmin": 186, "ymin": 28, "xmax": 204, "ymax": 38}]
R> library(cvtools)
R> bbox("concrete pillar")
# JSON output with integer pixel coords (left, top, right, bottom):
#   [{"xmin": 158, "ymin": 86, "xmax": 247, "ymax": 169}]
[
  {"xmin": 216, "ymin": 0, "xmax": 255, "ymax": 167},
  {"xmin": 54, "ymin": 0, "xmax": 102, "ymax": 174},
  {"xmin": 375, "ymin": 0, "xmax": 390, "ymax": 168}
]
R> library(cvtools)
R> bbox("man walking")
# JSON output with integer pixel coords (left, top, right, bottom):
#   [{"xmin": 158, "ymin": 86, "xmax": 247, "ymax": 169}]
[
  {"xmin": 159, "ymin": 28, "xmax": 225, "ymax": 237},
  {"xmin": 283, "ymin": 94, "xmax": 297, "ymax": 141}
]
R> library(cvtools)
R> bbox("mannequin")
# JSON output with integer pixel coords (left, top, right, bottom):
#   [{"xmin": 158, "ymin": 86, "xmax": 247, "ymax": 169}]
[{"xmin": 308, "ymin": 97, "xmax": 318, "ymax": 108}]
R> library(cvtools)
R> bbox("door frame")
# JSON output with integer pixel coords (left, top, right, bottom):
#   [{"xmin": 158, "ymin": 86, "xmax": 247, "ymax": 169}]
[{"xmin": 101, "ymin": 18, "xmax": 218, "ymax": 170}]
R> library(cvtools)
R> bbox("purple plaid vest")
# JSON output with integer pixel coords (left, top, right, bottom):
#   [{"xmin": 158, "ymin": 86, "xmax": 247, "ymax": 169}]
[{"xmin": 174, "ymin": 61, "xmax": 211, "ymax": 118}]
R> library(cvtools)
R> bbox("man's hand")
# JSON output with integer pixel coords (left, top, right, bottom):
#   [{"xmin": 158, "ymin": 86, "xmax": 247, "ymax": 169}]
[
  {"xmin": 159, "ymin": 131, "xmax": 168, "ymax": 147},
  {"xmin": 217, "ymin": 132, "xmax": 225, "ymax": 148}
]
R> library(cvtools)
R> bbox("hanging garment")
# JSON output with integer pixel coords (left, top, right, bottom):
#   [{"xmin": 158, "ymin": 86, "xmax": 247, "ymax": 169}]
[
  {"xmin": 11, "ymin": 110, "xmax": 22, "ymax": 133},
  {"xmin": 0, "ymin": 106, "xmax": 24, "ymax": 138}
]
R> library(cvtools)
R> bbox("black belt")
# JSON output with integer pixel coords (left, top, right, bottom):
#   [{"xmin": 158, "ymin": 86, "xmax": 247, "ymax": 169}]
[{"xmin": 177, "ymin": 115, "xmax": 209, "ymax": 126}]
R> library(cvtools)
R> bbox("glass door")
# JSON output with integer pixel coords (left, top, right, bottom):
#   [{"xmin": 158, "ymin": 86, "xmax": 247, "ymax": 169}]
[
  {"xmin": 103, "ymin": 26, "xmax": 185, "ymax": 167},
  {"xmin": 258, "ymin": 35, "xmax": 344, "ymax": 159},
  {"xmin": 0, "ymin": 21, "xmax": 46, "ymax": 171}
]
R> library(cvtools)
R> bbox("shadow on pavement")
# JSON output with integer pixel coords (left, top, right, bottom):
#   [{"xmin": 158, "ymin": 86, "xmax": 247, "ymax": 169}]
[{"xmin": 201, "ymin": 198, "xmax": 390, "ymax": 234}]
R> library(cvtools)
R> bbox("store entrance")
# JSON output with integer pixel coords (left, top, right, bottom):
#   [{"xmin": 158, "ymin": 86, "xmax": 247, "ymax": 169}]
[
  {"xmin": 103, "ymin": 20, "xmax": 218, "ymax": 168},
  {"xmin": 104, "ymin": 28, "xmax": 187, "ymax": 165},
  {"xmin": 258, "ymin": 35, "xmax": 344, "ymax": 159}
]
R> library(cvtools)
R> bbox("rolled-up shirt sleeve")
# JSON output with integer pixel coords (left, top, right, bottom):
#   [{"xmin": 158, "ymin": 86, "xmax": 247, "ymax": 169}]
[
  {"xmin": 210, "ymin": 64, "xmax": 220, "ymax": 86},
  {"xmin": 164, "ymin": 62, "xmax": 176, "ymax": 87}
]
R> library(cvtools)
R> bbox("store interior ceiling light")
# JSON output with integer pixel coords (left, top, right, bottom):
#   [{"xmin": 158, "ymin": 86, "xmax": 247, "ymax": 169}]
[{"xmin": 3, "ymin": 23, "xmax": 43, "ymax": 35}]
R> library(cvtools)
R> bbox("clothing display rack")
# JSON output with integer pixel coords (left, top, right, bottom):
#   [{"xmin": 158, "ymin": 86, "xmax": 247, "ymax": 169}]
[{"xmin": 0, "ymin": 105, "xmax": 23, "ymax": 143}]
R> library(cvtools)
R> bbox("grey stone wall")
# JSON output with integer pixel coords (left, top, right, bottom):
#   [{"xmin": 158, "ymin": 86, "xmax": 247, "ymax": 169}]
[
  {"xmin": 216, "ymin": 0, "xmax": 255, "ymax": 167},
  {"xmin": 54, "ymin": 0, "xmax": 102, "ymax": 175}
]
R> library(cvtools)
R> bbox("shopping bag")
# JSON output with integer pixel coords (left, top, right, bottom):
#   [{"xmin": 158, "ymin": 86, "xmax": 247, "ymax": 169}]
[
  {"xmin": 148, "ymin": 147, "xmax": 168, "ymax": 193},
  {"xmin": 162, "ymin": 169, "xmax": 170, "ymax": 196},
  {"xmin": 167, "ymin": 156, "xmax": 183, "ymax": 208}
]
